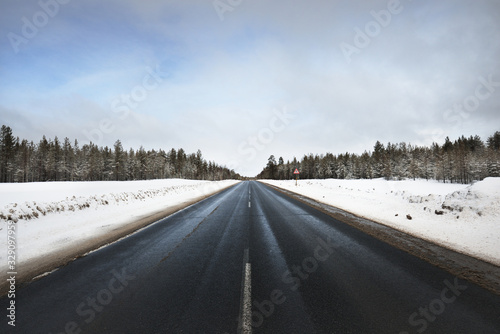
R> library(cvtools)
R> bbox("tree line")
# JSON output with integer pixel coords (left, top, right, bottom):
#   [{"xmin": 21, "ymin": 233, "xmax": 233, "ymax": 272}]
[
  {"xmin": 0, "ymin": 125, "xmax": 240, "ymax": 183},
  {"xmin": 257, "ymin": 131, "xmax": 500, "ymax": 184}
]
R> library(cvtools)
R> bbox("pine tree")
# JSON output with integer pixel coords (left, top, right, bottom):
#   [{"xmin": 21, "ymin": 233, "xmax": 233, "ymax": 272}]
[
  {"xmin": 372, "ymin": 141, "xmax": 385, "ymax": 178},
  {"xmin": 267, "ymin": 155, "xmax": 277, "ymax": 179},
  {"xmin": 113, "ymin": 140, "xmax": 125, "ymax": 181},
  {"xmin": 61, "ymin": 138, "xmax": 73, "ymax": 181},
  {"xmin": 0, "ymin": 125, "xmax": 16, "ymax": 182},
  {"xmin": 15, "ymin": 139, "xmax": 30, "ymax": 182},
  {"xmin": 486, "ymin": 132, "xmax": 500, "ymax": 177},
  {"xmin": 177, "ymin": 148, "xmax": 186, "ymax": 178}
]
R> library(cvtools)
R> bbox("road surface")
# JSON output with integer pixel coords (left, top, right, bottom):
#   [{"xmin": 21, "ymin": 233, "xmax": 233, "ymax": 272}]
[{"xmin": 1, "ymin": 181, "xmax": 500, "ymax": 333}]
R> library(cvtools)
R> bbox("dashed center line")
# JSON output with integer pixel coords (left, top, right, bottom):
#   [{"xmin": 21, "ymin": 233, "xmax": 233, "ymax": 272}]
[
  {"xmin": 242, "ymin": 263, "xmax": 252, "ymax": 333},
  {"xmin": 239, "ymin": 248, "xmax": 252, "ymax": 334}
]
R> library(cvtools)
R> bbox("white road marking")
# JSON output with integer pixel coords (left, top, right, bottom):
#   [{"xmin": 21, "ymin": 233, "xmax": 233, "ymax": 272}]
[
  {"xmin": 242, "ymin": 264, "xmax": 252, "ymax": 333},
  {"xmin": 239, "ymin": 248, "xmax": 252, "ymax": 334}
]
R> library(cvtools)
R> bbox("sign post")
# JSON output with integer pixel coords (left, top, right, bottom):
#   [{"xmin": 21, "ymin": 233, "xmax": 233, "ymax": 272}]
[{"xmin": 293, "ymin": 168, "xmax": 300, "ymax": 186}]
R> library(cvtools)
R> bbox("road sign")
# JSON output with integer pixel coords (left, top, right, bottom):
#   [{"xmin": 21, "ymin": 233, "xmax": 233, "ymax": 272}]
[{"xmin": 293, "ymin": 169, "xmax": 300, "ymax": 174}]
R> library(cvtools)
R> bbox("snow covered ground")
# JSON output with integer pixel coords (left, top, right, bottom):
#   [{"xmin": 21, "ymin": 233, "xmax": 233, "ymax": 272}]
[
  {"xmin": 0, "ymin": 179, "xmax": 240, "ymax": 273},
  {"xmin": 260, "ymin": 178, "xmax": 500, "ymax": 266}
]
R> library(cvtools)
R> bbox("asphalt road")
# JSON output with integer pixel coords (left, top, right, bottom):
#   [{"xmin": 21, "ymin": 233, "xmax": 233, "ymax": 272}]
[{"xmin": 1, "ymin": 181, "xmax": 500, "ymax": 333}]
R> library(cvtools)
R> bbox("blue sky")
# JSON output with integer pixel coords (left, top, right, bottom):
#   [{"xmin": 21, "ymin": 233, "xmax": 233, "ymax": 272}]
[{"xmin": 1, "ymin": 0, "xmax": 499, "ymax": 176}]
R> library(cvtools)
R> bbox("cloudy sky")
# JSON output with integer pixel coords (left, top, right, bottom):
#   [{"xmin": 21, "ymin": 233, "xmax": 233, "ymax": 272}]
[{"xmin": 1, "ymin": 0, "xmax": 499, "ymax": 176}]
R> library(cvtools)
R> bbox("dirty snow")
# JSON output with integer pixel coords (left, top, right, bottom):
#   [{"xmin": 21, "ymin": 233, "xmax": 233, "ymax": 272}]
[
  {"xmin": 0, "ymin": 179, "xmax": 240, "ymax": 271},
  {"xmin": 261, "ymin": 178, "xmax": 500, "ymax": 266}
]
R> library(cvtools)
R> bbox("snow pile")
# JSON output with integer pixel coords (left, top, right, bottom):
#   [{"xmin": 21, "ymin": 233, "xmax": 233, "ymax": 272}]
[
  {"xmin": 0, "ymin": 179, "xmax": 239, "ymax": 270},
  {"xmin": 441, "ymin": 178, "xmax": 500, "ymax": 218},
  {"xmin": 261, "ymin": 178, "xmax": 500, "ymax": 266},
  {"xmin": 0, "ymin": 180, "xmax": 229, "ymax": 223}
]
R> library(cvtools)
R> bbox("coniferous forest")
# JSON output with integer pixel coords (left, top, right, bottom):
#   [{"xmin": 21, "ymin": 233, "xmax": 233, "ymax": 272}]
[
  {"xmin": 258, "ymin": 131, "xmax": 500, "ymax": 184},
  {"xmin": 1, "ymin": 125, "xmax": 499, "ymax": 184},
  {"xmin": 0, "ymin": 125, "xmax": 240, "ymax": 183}
]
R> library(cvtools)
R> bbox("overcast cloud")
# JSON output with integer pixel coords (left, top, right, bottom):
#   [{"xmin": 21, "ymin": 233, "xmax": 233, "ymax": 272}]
[{"xmin": 1, "ymin": 0, "xmax": 499, "ymax": 176}]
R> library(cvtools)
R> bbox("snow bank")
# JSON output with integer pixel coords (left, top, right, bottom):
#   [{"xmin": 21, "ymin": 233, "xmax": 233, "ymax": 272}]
[
  {"xmin": 261, "ymin": 178, "xmax": 500, "ymax": 266},
  {"xmin": 0, "ymin": 179, "xmax": 240, "ymax": 271},
  {"xmin": 0, "ymin": 179, "xmax": 232, "ymax": 222}
]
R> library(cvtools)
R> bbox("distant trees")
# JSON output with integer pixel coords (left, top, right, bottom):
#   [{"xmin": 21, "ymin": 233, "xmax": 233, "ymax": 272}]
[
  {"xmin": 0, "ymin": 125, "xmax": 240, "ymax": 183},
  {"xmin": 257, "ymin": 131, "xmax": 500, "ymax": 184}
]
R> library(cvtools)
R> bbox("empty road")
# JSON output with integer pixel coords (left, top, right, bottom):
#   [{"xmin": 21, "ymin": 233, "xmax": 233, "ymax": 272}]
[{"xmin": 2, "ymin": 181, "xmax": 500, "ymax": 333}]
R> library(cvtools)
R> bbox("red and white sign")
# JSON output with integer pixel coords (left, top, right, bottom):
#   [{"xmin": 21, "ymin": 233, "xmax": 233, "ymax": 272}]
[{"xmin": 293, "ymin": 169, "xmax": 300, "ymax": 175}]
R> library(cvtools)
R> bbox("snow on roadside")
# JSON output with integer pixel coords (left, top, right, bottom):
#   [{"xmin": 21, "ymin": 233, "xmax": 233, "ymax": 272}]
[
  {"xmin": 260, "ymin": 178, "xmax": 500, "ymax": 266},
  {"xmin": 0, "ymin": 179, "xmax": 232, "ymax": 222},
  {"xmin": 0, "ymin": 179, "xmax": 240, "ymax": 271}
]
